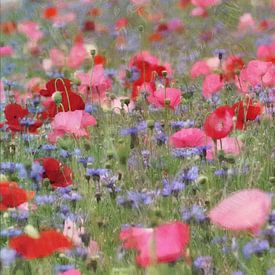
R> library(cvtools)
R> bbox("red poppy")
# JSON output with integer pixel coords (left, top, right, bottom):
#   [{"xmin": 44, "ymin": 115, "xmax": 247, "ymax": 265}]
[
  {"xmin": 0, "ymin": 21, "xmax": 17, "ymax": 34},
  {"xmin": 94, "ymin": 55, "xmax": 106, "ymax": 65},
  {"xmin": 9, "ymin": 230, "xmax": 72, "ymax": 259},
  {"xmin": 38, "ymin": 158, "xmax": 73, "ymax": 188},
  {"xmin": 83, "ymin": 20, "xmax": 95, "ymax": 32},
  {"xmin": 204, "ymin": 105, "xmax": 234, "ymax": 140},
  {"xmin": 0, "ymin": 181, "xmax": 35, "ymax": 211},
  {"xmin": 3, "ymin": 103, "xmax": 43, "ymax": 133},
  {"xmin": 232, "ymin": 97, "xmax": 262, "ymax": 130},
  {"xmin": 120, "ymin": 221, "xmax": 190, "ymax": 267},
  {"xmin": 39, "ymin": 78, "xmax": 85, "ymax": 118},
  {"xmin": 128, "ymin": 52, "xmax": 170, "ymax": 99},
  {"xmin": 43, "ymin": 6, "xmax": 58, "ymax": 19},
  {"xmin": 223, "ymin": 55, "xmax": 244, "ymax": 81}
]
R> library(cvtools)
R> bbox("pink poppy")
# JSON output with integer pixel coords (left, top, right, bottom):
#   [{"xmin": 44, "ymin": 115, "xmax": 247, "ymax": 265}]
[
  {"xmin": 50, "ymin": 48, "xmax": 66, "ymax": 68},
  {"xmin": 209, "ymin": 189, "xmax": 272, "ymax": 234},
  {"xmin": 147, "ymin": 87, "xmax": 181, "ymax": 109},
  {"xmin": 190, "ymin": 7, "xmax": 208, "ymax": 17},
  {"xmin": 202, "ymin": 74, "xmax": 224, "ymax": 98},
  {"xmin": 18, "ymin": 21, "xmax": 43, "ymax": 42},
  {"xmin": 206, "ymin": 137, "xmax": 243, "ymax": 159},
  {"xmin": 67, "ymin": 43, "xmax": 87, "ymax": 69},
  {"xmin": 120, "ymin": 221, "xmax": 190, "ymax": 267},
  {"xmin": 257, "ymin": 42, "xmax": 275, "ymax": 63},
  {"xmin": 0, "ymin": 46, "xmax": 13, "ymax": 57},
  {"xmin": 204, "ymin": 105, "xmax": 234, "ymax": 140},
  {"xmin": 234, "ymin": 68, "xmax": 250, "ymax": 94},
  {"xmin": 48, "ymin": 110, "xmax": 96, "ymax": 143},
  {"xmin": 170, "ymin": 128, "xmax": 210, "ymax": 148},
  {"xmin": 76, "ymin": 64, "xmax": 112, "ymax": 102},
  {"xmin": 58, "ymin": 270, "xmax": 81, "ymax": 275},
  {"xmin": 238, "ymin": 13, "xmax": 256, "ymax": 32},
  {"xmin": 53, "ymin": 12, "xmax": 76, "ymax": 27},
  {"xmin": 191, "ymin": 0, "xmax": 221, "ymax": 8},
  {"xmin": 190, "ymin": 60, "xmax": 211, "ymax": 78}
]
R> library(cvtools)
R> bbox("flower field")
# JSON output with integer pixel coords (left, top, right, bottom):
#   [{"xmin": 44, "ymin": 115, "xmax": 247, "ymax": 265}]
[{"xmin": 0, "ymin": 0, "xmax": 274, "ymax": 274}]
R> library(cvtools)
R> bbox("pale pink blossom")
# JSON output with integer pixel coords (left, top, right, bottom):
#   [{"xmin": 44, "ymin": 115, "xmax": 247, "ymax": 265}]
[
  {"xmin": 0, "ymin": 46, "xmax": 13, "ymax": 57},
  {"xmin": 209, "ymin": 189, "xmax": 272, "ymax": 234},
  {"xmin": 48, "ymin": 110, "xmax": 96, "ymax": 143},
  {"xmin": 202, "ymin": 74, "xmax": 224, "ymax": 98},
  {"xmin": 147, "ymin": 87, "xmax": 181, "ymax": 109},
  {"xmin": 170, "ymin": 128, "xmax": 210, "ymax": 148}
]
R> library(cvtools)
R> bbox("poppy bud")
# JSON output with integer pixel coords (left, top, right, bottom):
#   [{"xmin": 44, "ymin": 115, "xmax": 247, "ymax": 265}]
[
  {"xmin": 24, "ymin": 225, "xmax": 40, "ymax": 239},
  {"xmin": 147, "ymin": 119, "xmax": 155, "ymax": 130},
  {"xmin": 162, "ymin": 70, "xmax": 168, "ymax": 77},
  {"xmin": 52, "ymin": 91, "xmax": 62, "ymax": 105},
  {"xmin": 90, "ymin": 49, "xmax": 96, "ymax": 56},
  {"xmin": 164, "ymin": 99, "xmax": 171, "ymax": 107},
  {"xmin": 196, "ymin": 175, "xmax": 208, "ymax": 185},
  {"xmin": 0, "ymin": 174, "xmax": 8, "ymax": 181},
  {"xmin": 123, "ymin": 98, "xmax": 130, "ymax": 106},
  {"xmin": 138, "ymin": 25, "xmax": 144, "ymax": 32}
]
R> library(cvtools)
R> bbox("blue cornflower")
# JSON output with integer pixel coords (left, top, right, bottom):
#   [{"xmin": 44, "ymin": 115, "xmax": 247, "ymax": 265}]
[
  {"xmin": 120, "ymin": 121, "xmax": 147, "ymax": 136},
  {"xmin": 193, "ymin": 256, "xmax": 213, "ymax": 273},
  {"xmin": 30, "ymin": 161, "xmax": 44, "ymax": 182},
  {"xmin": 35, "ymin": 195, "xmax": 56, "ymax": 205},
  {"xmin": 41, "ymin": 144, "xmax": 56, "ymax": 151},
  {"xmin": 54, "ymin": 264, "xmax": 75, "ymax": 273},
  {"xmin": 78, "ymin": 156, "xmax": 94, "ymax": 167},
  {"xmin": 10, "ymin": 211, "xmax": 29, "ymax": 221},
  {"xmin": 242, "ymin": 239, "xmax": 270, "ymax": 258},
  {"xmin": 86, "ymin": 168, "xmax": 109, "ymax": 177},
  {"xmin": 59, "ymin": 149, "xmax": 71, "ymax": 158},
  {"xmin": 0, "ymin": 228, "xmax": 22, "ymax": 237},
  {"xmin": 0, "ymin": 248, "xmax": 17, "ymax": 266},
  {"xmin": 186, "ymin": 166, "xmax": 199, "ymax": 182},
  {"xmin": 85, "ymin": 103, "xmax": 98, "ymax": 114}
]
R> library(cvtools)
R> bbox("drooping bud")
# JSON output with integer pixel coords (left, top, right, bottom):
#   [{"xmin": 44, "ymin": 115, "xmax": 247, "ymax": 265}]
[{"xmin": 52, "ymin": 91, "xmax": 62, "ymax": 105}]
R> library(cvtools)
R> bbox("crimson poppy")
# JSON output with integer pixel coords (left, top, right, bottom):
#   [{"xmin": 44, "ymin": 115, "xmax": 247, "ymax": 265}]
[
  {"xmin": 204, "ymin": 105, "xmax": 234, "ymax": 140},
  {"xmin": 39, "ymin": 78, "xmax": 85, "ymax": 118},
  {"xmin": 38, "ymin": 158, "xmax": 73, "ymax": 188},
  {"xmin": 9, "ymin": 230, "xmax": 72, "ymax": 259},
  {"xmin": 0, "ymin": 181, "xmax": 35, "ymax": 211},
  {"xmin": 94, "ymin": 55, "xmax": 106, "ymax": 65},
  {"xmin": 223, "ymin": 55, "xmax": 244, "ymax": 81},
  {"xmin": 120, "ymin": 221, "xmax": 190, "ymax": 267},
  {"xmin": 43, "ymin": 6, "xmax": 58, "ymax": 19},
  {"xmin": 3, "ymin": 103, "xmax": 43, "ymax": 133},
  {"xmin": 232, "ymin": 97, "xmax": 262, "ymax": 130}
]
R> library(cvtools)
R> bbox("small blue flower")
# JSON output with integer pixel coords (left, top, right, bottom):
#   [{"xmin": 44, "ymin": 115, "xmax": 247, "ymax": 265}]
[
  {"xmin": 0, "ymin": 248, "xmax": 17, "ymax": 266},
  {"xmin": 0, "ymin": 228, "xmax": 22, "ymax": 237},
  {"xmin": 242, "ymin": 239, "xmax": 270, "ymax": 258},
  {"xmin": 30, "ymin": 161, "xmax": 44, "ymax": 182}
]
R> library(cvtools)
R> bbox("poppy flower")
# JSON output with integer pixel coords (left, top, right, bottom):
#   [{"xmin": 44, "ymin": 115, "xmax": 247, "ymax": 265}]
[
  {"xmin": 222, "ymin": 55, "xmax": 244, "ymax": 81},
  {"xmin": 48, "ymin": 110, "xmax": 96, "ymax": 143},
  {"xmin": 39, "ymin": 78, "xmax": 85, "ymax": 118},
  {"xmin": 127, "ymin": 51, "xmax": 172, "ymax": 98},
  {"xmin": 232, "ymin": 97, "xmax": 262, "ymax": 130},
  {"xmin": 9, "ymin": 230, "xmax": 72, "ymax": 259},
  {"xmin": 257, "ymin": 42, "xmax": 275, "ymax": 63},
  {"xmin": 243, "ymin": 60, "xmax": 275, "ymax": 88},
  {"xmin": 94, "ymin": 55, "xmax": 106, "ymax": 65},
  {"xmin": 0, "ymin": 181, "xmax": 35, "ymax": 211},
  {"xmin": 0, "ymin": 21, "xmax": 17, "ymax": 34},
  {"xmin": 120, "ymin": 221, "xmax": 190, "ymax": 267},
  {"xmin": 170, "ymin": 128, "xmax": 210, "ymax": 148},
  {"xmin": 190, "ymin": 60, "xmax": 211, "ymax": 78},
  {"xmin": 147, "ymin": 87, "xmax": 181, "ymax": 109},
  {"xmin": 0, "ymin": 46, "xmax": 13, "ymax": 57},
  {"xmin": 3, "ymin": 103, "xmax": 43, "ymax": 133},
  {"xmin": 202, "ymin": 74, "xmax": 224, "ymax": 98},
  {"xmin": 76, "ymin": 64, "xmax": 112, "ymax": 103},
  {"xmin": 67, "ymin": 43, "xmax": 87, "ymax": 69},
  {"xmin": 38, "ymin": 158, "xmax": 73, "ymax": 188},
  {"xmin": 191, "ymin": 0, "xmax": 221, "ymax": 8},
  {"xmin": 206, "ymin": 137, "xmax": 243, "ymax": 160},
  {"xmin": 209, "ymin": 189, "xmax": 271, "ymax": 234},
  {"xmin": 58, "ymin": 270, "xmax": 81, "ymax": 275},
  {"xmin": 204, "ymin": 105, "xmax": 234, "ymax": 140},
  {"xmin": 43, "ymin": 6, "xmax": 58, "ymax": 19}
]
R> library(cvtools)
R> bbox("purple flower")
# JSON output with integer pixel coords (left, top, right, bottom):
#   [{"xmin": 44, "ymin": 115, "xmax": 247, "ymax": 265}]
[
  {"xmin": 193, "ymin": 256, "xmax": 213, "ymax": 273},
  {"xmin": 0, "ymin": 228, "xmax": 22, "ymax": 237},
  {"xmin": 30, "ymin": 161, "xmax": 44, "ymax": 182},
  {"xmin": 0, "ymin": 248, "xmax": 17, "ymax": 266},
  {"xmin": 242, "ymin": 239, "xmax": 270, "ymax": 258}
]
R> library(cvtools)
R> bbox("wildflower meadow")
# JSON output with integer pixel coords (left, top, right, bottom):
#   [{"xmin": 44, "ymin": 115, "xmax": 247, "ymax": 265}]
[{"xmin": 0, "ymin": 0, "xmax": 274, "ymax": 274}]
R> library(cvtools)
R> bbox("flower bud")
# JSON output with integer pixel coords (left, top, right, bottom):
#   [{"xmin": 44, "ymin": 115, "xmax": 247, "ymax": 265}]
[
  {"xmin": 164, "ymin": 98, "xmax": 171, "ymax": 107},
  {"xmin": 24, "ymin": 224, "xmax": 40, "ymax": 239},
  {"xmin": 52, "ymin": 91, "xmax": 62, "ymax": 105}
]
